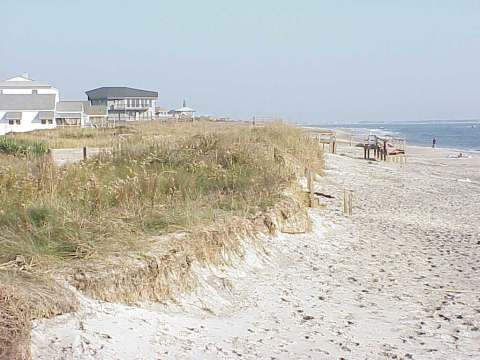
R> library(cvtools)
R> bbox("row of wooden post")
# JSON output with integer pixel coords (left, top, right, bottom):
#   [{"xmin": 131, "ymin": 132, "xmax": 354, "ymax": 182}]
[{"xmin": 269, "ymin": 144, "xmax": 352, "ymax": 215}]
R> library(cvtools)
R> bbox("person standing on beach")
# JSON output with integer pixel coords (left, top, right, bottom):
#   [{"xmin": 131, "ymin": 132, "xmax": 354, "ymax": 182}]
[{"xmin": 432, "ymin": 137, "xmax": 436, "ymax": 149}]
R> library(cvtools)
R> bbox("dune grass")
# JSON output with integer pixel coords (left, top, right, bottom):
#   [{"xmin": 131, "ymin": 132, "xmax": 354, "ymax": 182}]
[
  {"xmin": 0, "ymin": 121, "xmax": 322, "ymax": 358},
  {"xmin": 0, "ymin": 122, "xmax": 323, "ymax": 265}
]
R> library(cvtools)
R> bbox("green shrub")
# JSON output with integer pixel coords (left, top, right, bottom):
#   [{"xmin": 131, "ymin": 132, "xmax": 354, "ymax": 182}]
[{"xmin": 0, "ymin": 137, "xmax": 48, "ymax": 157}]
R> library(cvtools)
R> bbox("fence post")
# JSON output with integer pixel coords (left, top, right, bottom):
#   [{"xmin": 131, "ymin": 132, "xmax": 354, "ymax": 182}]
[
  {"xmin": 348, "ymin": 192, "xmax": 353, "ymax": 215},
  {"xmin": 46, "ymin": 149, "xmax": 53, "ymax": 162},
  {"xmin": 268, "ymin": 144, "xmax": 275, "ymax": 160},
  {"xmin": 343, "ymin": 190, "xmax": 353, "ymax": 215},
  {"xmin": 307, "ymin": 169, "xmax": 314, "ymax": 207},
  {"xmin": 83, "ymin": 147, "xmax": 88, "ymax": 160}
]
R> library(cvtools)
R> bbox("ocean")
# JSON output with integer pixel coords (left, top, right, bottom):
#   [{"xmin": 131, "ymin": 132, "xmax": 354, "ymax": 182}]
[{"xmin": 310, "ymin": 122, "xmax": 480, "ymax": 153}]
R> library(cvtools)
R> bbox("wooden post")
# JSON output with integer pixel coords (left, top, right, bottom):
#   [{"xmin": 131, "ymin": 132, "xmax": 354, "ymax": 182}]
[
  {"xmin": 348, "ymin": 192, "xmax": 353, "ymax": 215},
  {"xmin": 307, "ymin": 169, "xmax": 314, "ymax": 207},
  {"xmin": 83, "ymin": 147, "xmax": 88, "ymax": 160},
  {"xmin": 343, "ymin": 190, "xmax": 353, "ymax": 215},
  {"xmin": 268, "ymin": 144, "xmax": 275, "ymax": 160},
  {"xmin": 46, "ymin": 149, "xmax": 53, "ymax": 162}
]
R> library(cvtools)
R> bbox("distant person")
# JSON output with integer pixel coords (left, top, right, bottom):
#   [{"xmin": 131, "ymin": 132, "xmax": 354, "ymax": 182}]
[{"xmin": 432, "ymin": 137, "xmax": 436, "ymax": 149}]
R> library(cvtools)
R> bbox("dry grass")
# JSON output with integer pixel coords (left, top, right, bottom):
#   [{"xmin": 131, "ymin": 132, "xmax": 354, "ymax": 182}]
[
  {"xmin": 0, "ymin": 121, "xmax": 322, "ymax": 264},
  {"xmin": 0, "ymin": 267, "xmax": 77, "ymax": 360},
  {"xmin": 0, "ymin": 121, "xmax": 322, "ymax": 358}
]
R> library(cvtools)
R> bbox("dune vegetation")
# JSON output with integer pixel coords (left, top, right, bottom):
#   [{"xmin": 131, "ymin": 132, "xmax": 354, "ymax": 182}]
[
  {"xmin": 0, "ymin": 122, "xmax": 323, "ymax": 264},
  {"xmin": 0, "ymin": 121, "xmax": 323, "ymax": 359}
]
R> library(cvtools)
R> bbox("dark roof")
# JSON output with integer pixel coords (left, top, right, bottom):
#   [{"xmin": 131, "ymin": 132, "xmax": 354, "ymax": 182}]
[
  {"xmin": 0, "ymin": 94, "xmax": 56, "ymax": 110},
  {"xmin": 85, "ymin": 87, "xmax": 158, "ymax": 100}
]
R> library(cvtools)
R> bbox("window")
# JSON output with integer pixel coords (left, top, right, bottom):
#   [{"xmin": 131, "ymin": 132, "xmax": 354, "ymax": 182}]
[
  {"xmin": 48, "ymin": 119, "xmax": 53, "ymax": 124},
  {"xmin": 16, "ymin": 120, "xmax": 21, "ymax": 125},
  {"xmin": 32, "ymin": 90, "xmax": 38, "ymax": 94},
  {"xmin": 8, "ymin": 120, "xmax": 14, "ymax": 125},
  {"xmin": 41, "ymin": 119, "xmax": 46, "ymax": 124}
]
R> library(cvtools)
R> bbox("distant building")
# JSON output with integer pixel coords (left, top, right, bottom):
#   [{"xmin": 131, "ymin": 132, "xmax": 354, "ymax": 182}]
[
  {"xmin": 55, "ymin": 101, "xmax": 86, "ymax": 127},
  {"xmin": 85, "ymin": 87, "xmax": 158, "ymax": 121},
  {"xmin": 83, "ymin": 101, "xmax": 108, "ymax": 127},
  {"xmin": 155, "ymin": 106, "xmax": 169, "ymax": 117},
  {"xmin": 0, "ymin": 74, "xmax": 58, "ymax": 135},
  {"xmin": 173, "ymin": 101, "xmax": 196, "ymax": 121},
  {"xmin": 198, "ymin": 114, "xmax": 215, "ymax": 121}
]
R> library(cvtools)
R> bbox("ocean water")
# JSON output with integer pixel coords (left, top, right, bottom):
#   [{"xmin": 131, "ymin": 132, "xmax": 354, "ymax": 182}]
[{"xmin": 311, "ymin": 122, "xmax": 480, "ymax": 153}]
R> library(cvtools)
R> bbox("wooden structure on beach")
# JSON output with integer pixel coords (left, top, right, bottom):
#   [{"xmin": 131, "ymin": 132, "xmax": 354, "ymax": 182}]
[
  {"xmin": 309, "ymin": 130, "xmax": 407, "ymax": 163},
  {"xmin": 363, "ymin": 135, "xmax": 407, "ymax": 163}
]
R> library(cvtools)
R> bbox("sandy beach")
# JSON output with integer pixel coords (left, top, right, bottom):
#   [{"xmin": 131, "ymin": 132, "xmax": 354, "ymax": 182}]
[{"xmin": 31, "ymin": 144, "xmax": 480, "ymax": 360}]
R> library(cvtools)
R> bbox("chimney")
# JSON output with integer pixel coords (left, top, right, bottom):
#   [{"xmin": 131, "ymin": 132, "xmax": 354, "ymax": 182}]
[{"xmin": 22, "ymin": 72, "xmax": 29, "ymax": 79}]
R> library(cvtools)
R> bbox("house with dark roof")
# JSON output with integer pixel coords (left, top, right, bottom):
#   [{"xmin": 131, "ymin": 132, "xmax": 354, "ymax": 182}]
[
  {"xmin": 0, "ymin": 74, "xmax": 58, "ymax": 135},
  {"xmin": 85, "ymin": 87, "xmax": 158, "ymax": 121}
]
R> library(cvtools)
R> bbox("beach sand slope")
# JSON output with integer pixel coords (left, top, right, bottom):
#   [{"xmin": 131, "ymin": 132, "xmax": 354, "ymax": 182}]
[{"xmin": 31, "ymin": 146, "xmax": 480, "ymax": 360}]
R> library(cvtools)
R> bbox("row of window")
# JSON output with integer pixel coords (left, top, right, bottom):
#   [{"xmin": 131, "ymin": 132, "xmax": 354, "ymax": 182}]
[
  {"xmin": 113, "ymin": 99, "xmax": 152, "ymax": 107},
  {"xmin": 8, "ymin": 119, "xmax": 54, "ymax": 125}
]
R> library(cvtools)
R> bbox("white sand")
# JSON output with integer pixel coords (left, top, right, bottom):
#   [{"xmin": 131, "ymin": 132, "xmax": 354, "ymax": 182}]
[{"xmin": 31, "ymin": 145, "xmax": 480, "ymax": 360}]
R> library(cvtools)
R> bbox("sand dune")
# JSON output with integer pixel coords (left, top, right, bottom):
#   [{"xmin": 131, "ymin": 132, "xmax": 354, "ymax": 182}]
[{"xmin": 32, "ymin": 145, "xmax": 480, "ymax": 360}]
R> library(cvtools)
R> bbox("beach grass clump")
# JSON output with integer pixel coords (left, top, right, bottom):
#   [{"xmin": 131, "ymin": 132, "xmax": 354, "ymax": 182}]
[
  {"xmin": 251, "ymin": 123, "xmax": 324, "ymax": 174},
  {"xmin": 0, "ymin": 136, "xmax": 48, "ymax": 157},
  {"xmin": 0, "ymin": 269, "xmax": 78, "ymax": 360},
  {"xmin": 0, "ymin": 122, "xmax": 322, "ymax": 264}
]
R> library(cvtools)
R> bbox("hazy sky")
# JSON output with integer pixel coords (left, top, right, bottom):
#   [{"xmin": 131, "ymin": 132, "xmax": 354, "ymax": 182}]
[{"xmin": 2, "ymin": 0, "xmax": 479, "ymax": 122}]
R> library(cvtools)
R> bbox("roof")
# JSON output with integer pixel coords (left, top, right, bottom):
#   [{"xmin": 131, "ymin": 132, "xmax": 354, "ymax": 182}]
[
  {"xmin": 175, "ymin": 106, "xmax": 196, "ymax": 112},
  {"xmin": 6, "ymin": 112, "xmax": 22, "ymax": 120},
  {"xmin": 85, "ymin": 87, "xmax": 158, "ymax": 100},
  {"xmin": 56, "ymin": 112, "xmax": 81, "ymax": 119},
  {"xmin": 39, "ymin": 111, "xmax": 54, "ymax": 120},
  {"xmin": 0, "ymin": 94, "xmax": 56, "ymax": 110},
  {"xmin": 83, "ymin": 101, "xmax": 108, "ymax": 116},
  {"xmin": 57, "ymin": 101, "xmax": 83, "ymax": 112},
  {"xmin": 155, "ymin": 106, "xmax": 167, "ymax": 112},
  {"xmin": 0, "ymin": 76, "xmax": 57, "ymax": 89}
]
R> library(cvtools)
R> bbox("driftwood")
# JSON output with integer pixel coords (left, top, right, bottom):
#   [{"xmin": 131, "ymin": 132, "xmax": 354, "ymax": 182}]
[{"xmin": 314, "ymin": 192, "xmax": 334, "ymax": 198}]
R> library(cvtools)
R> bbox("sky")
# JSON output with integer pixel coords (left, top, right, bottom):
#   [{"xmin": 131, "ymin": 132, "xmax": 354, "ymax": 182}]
[{"xmin": 1, "ymin": 0, "xmax": 479, "ymax": 123}]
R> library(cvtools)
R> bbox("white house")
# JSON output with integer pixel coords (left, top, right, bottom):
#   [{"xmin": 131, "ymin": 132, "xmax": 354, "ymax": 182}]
[
  {"xmin": 174, "ymin": 106, "xmax": 196, "ymax": 121},
  {"xmin": 0, "ymin": 74, "xmax": 58, "ymax": 135},
  {"xmin": 155, "ymin": 106, "xmax": 168, "ymax": 117}
]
